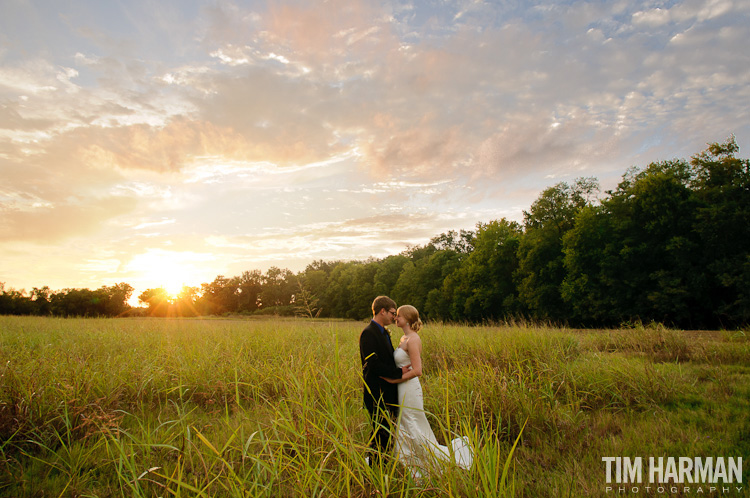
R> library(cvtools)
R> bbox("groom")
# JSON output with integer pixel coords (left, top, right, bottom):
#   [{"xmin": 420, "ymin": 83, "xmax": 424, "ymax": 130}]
[{"xmin": 359, "ymin": 295, "xmax": 408, "ymax": 465}]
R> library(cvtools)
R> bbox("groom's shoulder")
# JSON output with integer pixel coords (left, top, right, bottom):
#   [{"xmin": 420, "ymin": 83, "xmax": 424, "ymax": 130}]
[
  {"xmin": 359, "ymin": 321, "xmax": 374, "ymax": 347},
  {"xmin": 360, "ymin": 319, "xmax": 379, "ymax": 335}
]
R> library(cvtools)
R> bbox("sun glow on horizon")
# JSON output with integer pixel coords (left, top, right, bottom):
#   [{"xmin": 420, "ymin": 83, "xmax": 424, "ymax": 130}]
[{"xmin": 126, "ymin": 249, "xmax": 215, "ymax": 305}]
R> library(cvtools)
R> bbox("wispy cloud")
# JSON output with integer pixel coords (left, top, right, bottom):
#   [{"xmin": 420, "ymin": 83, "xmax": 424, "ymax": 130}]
[{"xmin": 0, "ymin": 196, "xmax": 136, "ymax": 243}]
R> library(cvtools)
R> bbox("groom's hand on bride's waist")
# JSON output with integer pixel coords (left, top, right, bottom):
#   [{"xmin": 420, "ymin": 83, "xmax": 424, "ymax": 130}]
[{"xmin": 401, "ymin": 365, "xmax": 411, "ymax": 375}]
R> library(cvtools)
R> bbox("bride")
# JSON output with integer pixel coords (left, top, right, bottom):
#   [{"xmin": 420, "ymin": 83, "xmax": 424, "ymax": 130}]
[{"xmin": 382, "ymin": 305, "xmax": 473, "ymax": 475}]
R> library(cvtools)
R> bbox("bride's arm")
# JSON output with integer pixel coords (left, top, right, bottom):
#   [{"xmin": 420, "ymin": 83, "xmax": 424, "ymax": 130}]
[
  {"xmin": 381, "ymin": 371, "xmax": 407, "ymax": 383},
  {"xmin": 403, "ymin": 336, "xmax": 422, "ymax": 380}
]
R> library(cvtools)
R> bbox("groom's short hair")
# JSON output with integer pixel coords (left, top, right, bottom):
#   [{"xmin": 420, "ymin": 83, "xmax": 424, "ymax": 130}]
[{"xmin": 372, "ymin": 296, "xmax": 396, "ymax": 316}]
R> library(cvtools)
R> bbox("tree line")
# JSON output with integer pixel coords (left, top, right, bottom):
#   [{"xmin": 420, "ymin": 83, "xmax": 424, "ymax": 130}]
[
  {"xmin": 0, "ymin": 283, "xmax": 134, "ymax": 318},
  {"xmin": 2, "ymin": 137, "xmax": 747, "ymax": 329}
]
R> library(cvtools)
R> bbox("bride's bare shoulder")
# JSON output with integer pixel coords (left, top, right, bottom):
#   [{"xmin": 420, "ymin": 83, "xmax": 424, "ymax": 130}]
[{"xmin": 406, "ymin": 332, "xmax": 422, "ymax": 348}]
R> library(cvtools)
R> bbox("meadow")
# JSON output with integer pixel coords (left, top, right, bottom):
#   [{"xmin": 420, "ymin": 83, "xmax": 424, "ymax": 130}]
[{"xmin": 0, "ymin": 316, "xmax": 748, "ymax": 497}]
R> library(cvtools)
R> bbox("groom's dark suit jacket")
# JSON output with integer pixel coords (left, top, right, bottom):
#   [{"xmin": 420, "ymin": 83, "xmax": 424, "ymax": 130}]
[{"xmin": 359, "ymin": 320, "xmax": 403, "ymax": 415}]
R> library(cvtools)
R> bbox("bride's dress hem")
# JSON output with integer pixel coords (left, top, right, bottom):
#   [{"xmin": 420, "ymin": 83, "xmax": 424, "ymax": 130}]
[{"xmin": 393, "ymin": 348, "xmax": 474, "ymax": 475}]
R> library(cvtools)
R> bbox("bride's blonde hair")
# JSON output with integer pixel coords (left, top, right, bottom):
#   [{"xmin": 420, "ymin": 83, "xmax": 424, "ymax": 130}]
[{"xmin": 398, "ymin": 305, "xmax": 422, "ymax": 332}]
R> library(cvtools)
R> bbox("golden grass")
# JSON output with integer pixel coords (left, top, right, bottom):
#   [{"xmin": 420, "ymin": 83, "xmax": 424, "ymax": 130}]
[{"xmin": 1, "ymin": 316, "xmax": 747, "ymax": 496}]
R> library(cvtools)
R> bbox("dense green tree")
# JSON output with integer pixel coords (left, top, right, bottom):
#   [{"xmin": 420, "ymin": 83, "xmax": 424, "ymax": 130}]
[
  {"xmin": 690, "ymin": 136, "xmax": 750, "ymax": 326},
  {"xmin": 199, "ymin": 275, "xmax": 241, "ymax": 314},
  {"xmin": 372, "ymin": 254, "xmax": 409, "ymax": 297},
  {"xmin": 387, "ymin": 230, "xmax": 475, "ymax": 320},
  {"xmin": 401, "ymin": 243, "xmax": 438, "ymax": 264},
  {"xmin": 30, "ymin": 286, "xmax": 52, "ymax": 315},
  {"xmin": 516, "ymin": 178, "xmax": 599, "ymax": 321},
  {"xmin": 0, "ymin": 283, "xmax": 12, "ymax": 314},
  {"xmin": 174, "ymin": 286, "xmax": 200, "ymax": 317},
  {"xmin": 392, "ymin": 249, "xmax": 462, "ymax": 319},
  {"xmin": 561, "ymin": 205, "xmax": 618, "ymax": 324},
  {"xmin": 297, "ymin": 264, "xmax": 331, "ymax": 317},
  {"xmin": 604, "ymin": 159, "xmax": 702, "ymax": 326},
  {"xmin": 429, "ymin": 229, "xmax": 475, "ymax": 254},
  {"xmin": 0, "ymin": 284, "xmax": 34, "ymax": 315},
  {"xmin": 138, "ymin": 287, "xmax": 171, "ymax": 316},
  {"xmin": 422, "ymin": 250, "xmax": 465, "ymax": 320},
  {"xmin": 293, "ymin": 277, "xmax": 322, "ymax": 318},
  {"xmin": 99, "ymin": 283, "xmax": 134, "ymax": 316},
  {"xmin": 322, "ymin": 261, "xmax": 363, "ymax": 319},
  {"xmin": 259, "ymin": 268, "xmax": 296, "ymax": 311},
  {"xmin": 237, "ymin": 270, "xmax": 263, "ymax": 312},
  {"xmin": 351, "ymin": 261, "xmax": 382, "ymax": 319},
  {"xmin": 0, "ymin": 283, "xmax": 132, "ymax": 317},
  {"xmin": 446, "ymin": 219, "xmax": 522, "ymax": 321}
]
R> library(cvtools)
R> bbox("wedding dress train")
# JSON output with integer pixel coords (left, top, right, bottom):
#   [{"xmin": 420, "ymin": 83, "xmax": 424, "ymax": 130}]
[{"xmin": 393, "ymin": 347, "xmax": 473, "ymax": 474}]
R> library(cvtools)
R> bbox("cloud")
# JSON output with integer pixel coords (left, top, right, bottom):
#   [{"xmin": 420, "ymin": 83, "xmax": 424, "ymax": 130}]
[
  {"xmin": 134, "ymin": 218, "xmax": 176, "ymax": 230},
  {"xmin": 79, "ymin": 118, "xmax": 254, "ymax": 172},
  {"xmin": 7, "ymin": 0, "xmax": 742, "ymax": 191},
  {"xmin": 0, "ymin": 100, "xmax": 57, "ymax": 140},
  {"xmin": 205, "ymin": 211, "xmax": 464, "ymax": 261},
  {"xmin": 632, "ymin": 8, "xmax": 672, "ymax": 27},
  {"xmin": 359, "ymin": 117, "xmax": 466, "ymax": 176},
  {"xmin": 191, "ymin": 69, "xmax": 350, "ymax": 166},
  {"xmin": 0, "ymin": 195, "xmax": 136, "ymax": 243},
  {"xmin": 0, "ymin": 58, "xmax": 81, "ymax": 96},
  {"xmin": 262, "ymin": 0, "xmax": 390, "ymax": 67}
]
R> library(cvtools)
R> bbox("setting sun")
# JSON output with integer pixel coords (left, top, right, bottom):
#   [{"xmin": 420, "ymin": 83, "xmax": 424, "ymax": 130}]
[{"xmin": 125, "ymin": 249, "xmax": 213, "ymax": 303}]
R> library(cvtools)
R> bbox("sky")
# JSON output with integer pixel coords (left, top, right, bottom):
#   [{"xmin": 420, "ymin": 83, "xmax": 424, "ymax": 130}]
[{"xmin": 1, "ymin": 0, "xmax": 749, "ymax": 303}]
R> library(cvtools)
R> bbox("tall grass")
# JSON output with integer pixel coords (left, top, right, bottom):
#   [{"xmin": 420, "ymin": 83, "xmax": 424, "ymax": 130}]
[{"xmin": 1, "ymin": 316, "xmax": 748, "ymax": 496}]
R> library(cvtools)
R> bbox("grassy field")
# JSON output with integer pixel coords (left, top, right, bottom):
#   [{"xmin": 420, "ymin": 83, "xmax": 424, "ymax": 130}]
[{"xmin": 0, "ymin": 316, "xmax": 748, "ymax": 497}]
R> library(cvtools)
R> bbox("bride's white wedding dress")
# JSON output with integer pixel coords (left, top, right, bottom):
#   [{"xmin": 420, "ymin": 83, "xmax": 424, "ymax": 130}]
[{"xmin": 393, "ymin": 347, "xmax": 473, "ymax": 474}]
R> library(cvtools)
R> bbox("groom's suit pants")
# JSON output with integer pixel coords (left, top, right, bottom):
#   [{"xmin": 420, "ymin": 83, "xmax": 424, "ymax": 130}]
[{"xmin": 368, "ymin": 401, "xmax": 397, "ymax": 465}]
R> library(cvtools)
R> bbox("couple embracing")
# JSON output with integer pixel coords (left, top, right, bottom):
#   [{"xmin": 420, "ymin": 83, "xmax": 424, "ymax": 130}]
[{"xmin": 359, "ymin": 296, "xmax": 473, "ymax": 476}]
